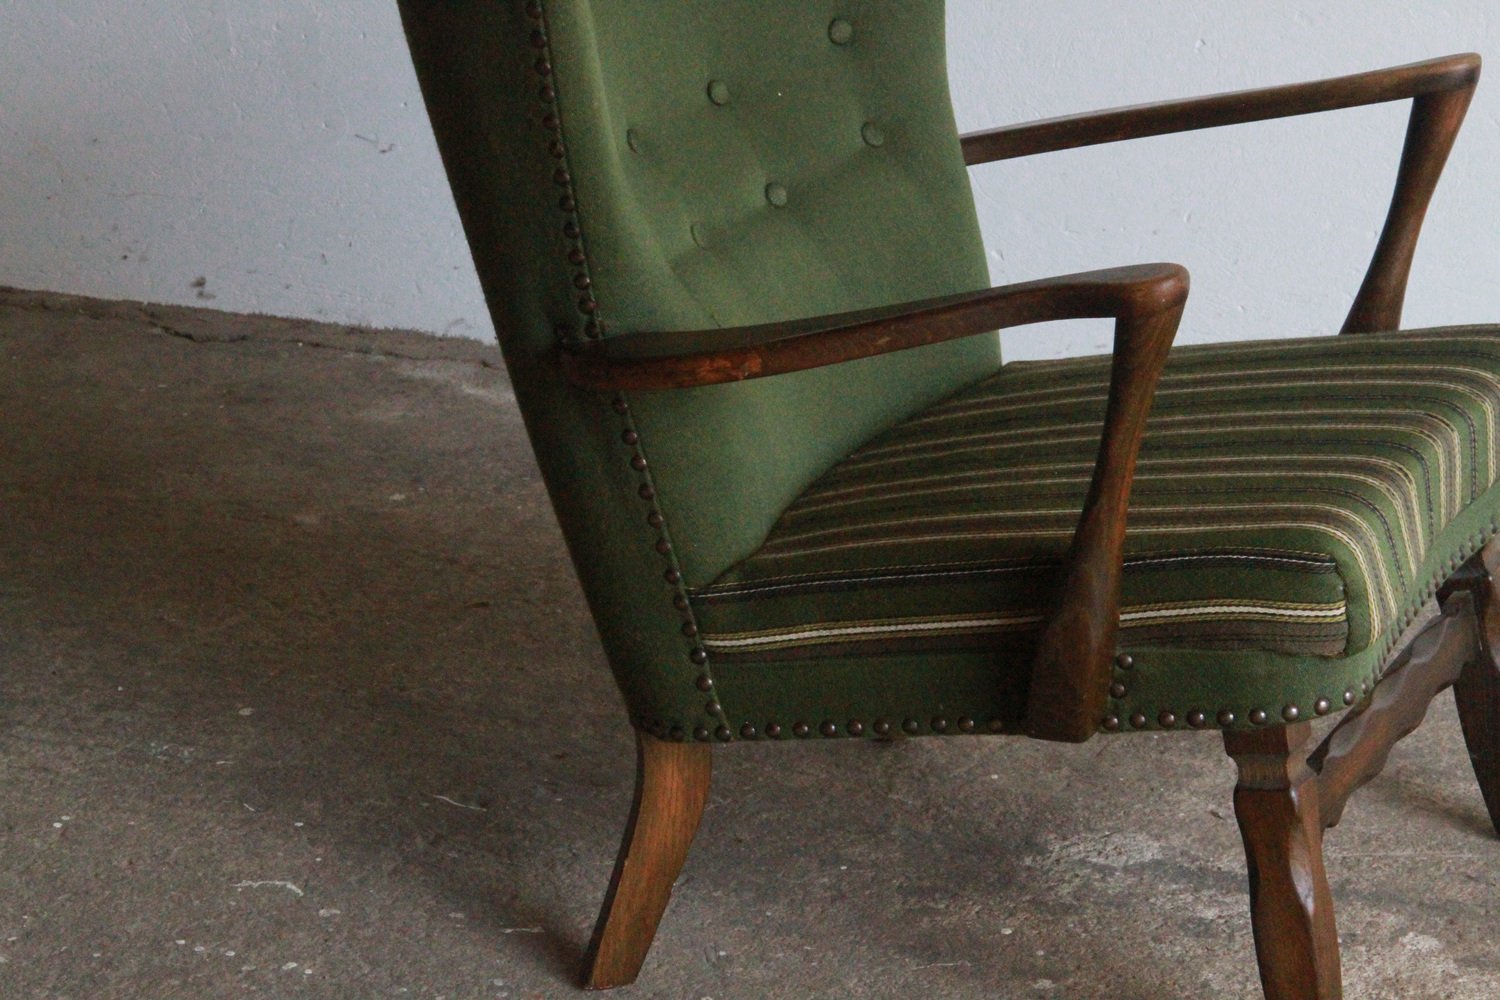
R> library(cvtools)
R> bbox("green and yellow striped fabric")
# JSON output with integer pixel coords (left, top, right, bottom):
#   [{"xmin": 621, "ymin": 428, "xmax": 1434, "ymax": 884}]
[{"xmin": 693, "ymin": 327, "xmax": 1500, "ymax": 675}]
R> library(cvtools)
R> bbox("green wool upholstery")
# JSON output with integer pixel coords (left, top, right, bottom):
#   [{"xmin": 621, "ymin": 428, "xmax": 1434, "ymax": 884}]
[
  {"xmin": 400, "ymin": 0, "xmax": 998, "ymax": 739},
  {"xmin": 544, "ymin": 1, "xmax": 998, "ymax": 583},
  {"xmin": 695, "ymin": 327, "xmax": 1500, "ymax": 733},
  {"xmin": 401, "ymin": 2, "xmax": 1499, "ymax": 743}
]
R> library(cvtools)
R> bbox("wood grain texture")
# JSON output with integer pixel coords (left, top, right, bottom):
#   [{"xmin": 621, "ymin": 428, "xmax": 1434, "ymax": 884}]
[
  {"xmin": 960, "ymin": 52, "xmax": 1479, "ymax": 341},
  {"xmin": 582, "ymin": 734, "xmax": 711, "ymax": 990},
  {"xmin": 959, "ymin": 53, "xmax": 1479, "ymax": 164},
  {"xmin": 1453, "ymin": 538, "xmax": 1500, "ymax": 835},
  {"xmin": 1308, "ymin": 593, "xmax": 1477, "ymax": 830},
  {"xmin": 558, "ymin": 263, "xmax": 1188, "ymax": 391},
  {"xmin": 1225, "ymin": 724, "xmax": 1343, "ymax": 1000},
  {"xmin": 1342, "ymin": 83, "xmax": 1477, "ymax": 333},
  {"xmin": 1023, "ymin": 300, "xmax": 1185, "ymax": 742}
]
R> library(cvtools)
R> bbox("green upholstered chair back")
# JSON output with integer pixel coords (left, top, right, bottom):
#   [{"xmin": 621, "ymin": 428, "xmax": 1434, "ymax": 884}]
[{"xmin": 400, "ymin": 0, "xmax": 998, "ymax": 729}]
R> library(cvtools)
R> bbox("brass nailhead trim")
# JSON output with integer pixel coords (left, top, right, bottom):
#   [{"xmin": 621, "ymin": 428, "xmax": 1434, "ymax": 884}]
[
  {"xmin": 528, "ymin": 4, "xmax": 713, "ymax": 723},
  {"xmin": 1249, "ymin": 709, "xmax": 1269, "ymax": 725},
  {"xmin": 1217, "ymin": 710, "xmax": 1237, "ymax": 727},
  {"xmin": 1102, "ymin": 715, "xmax": 1121, "ymax": 731},
  {"xmin": 1129, "ymin": 713, "xmax": 1148, "ymax": 729}
]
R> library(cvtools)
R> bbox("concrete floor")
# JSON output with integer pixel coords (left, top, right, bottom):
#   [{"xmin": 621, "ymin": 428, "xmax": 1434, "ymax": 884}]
[{"xmin": 3, "ymin": 288, "xmax": 1500, "ymax": 999}]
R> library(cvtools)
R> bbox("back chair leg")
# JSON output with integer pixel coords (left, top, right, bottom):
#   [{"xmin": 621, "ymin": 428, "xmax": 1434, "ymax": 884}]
[
  {"xmin": 1454, "ymin": 539, "xmax": 1500, "ymax": 835},
  {"xmin": 582, "ymin": 732, "xmax": 712, "ymax": 990},
  {"xmin": 1224, "ymin": 723, "xmax": 1343, "ymax": 1000}
]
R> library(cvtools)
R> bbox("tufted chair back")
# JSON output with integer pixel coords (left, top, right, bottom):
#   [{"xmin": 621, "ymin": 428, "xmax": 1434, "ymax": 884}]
[{"xmin": 401, "ymin": 0, "xmax": 997, "ymax": 730}]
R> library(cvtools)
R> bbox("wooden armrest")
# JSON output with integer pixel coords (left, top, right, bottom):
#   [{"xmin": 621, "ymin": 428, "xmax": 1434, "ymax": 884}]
[
  {"xmin": 960, "ymin": 53, "xmax": 1479, "ymax": 164},
  {"xmin": 562, "ymin": 264, "xmax": 1189, "ymax": 744},
  {"xmin": 962, "ymin": 53, "xmax": 1480, "ymax": 339},
  {"xmin": 559, "ymin": 263, "xmax": 1187, "ymax": 391}
]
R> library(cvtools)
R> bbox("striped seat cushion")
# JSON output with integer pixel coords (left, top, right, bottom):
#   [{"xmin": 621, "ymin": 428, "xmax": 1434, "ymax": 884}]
[{"xmin": 691, "ymin": 327, "xmax": 1500, "ymax": 666}]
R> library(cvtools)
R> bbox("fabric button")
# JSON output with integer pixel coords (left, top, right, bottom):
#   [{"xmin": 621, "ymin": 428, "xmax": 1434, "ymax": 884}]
[
  {"xmin": 828, "ymin": 18, "xmax": 854, "ymax": 45},
  {"xmin": 861, "ymin": 122, "xmax": 885, "ymax": 147},
  {"xmin": 707, "ymin": 79, "xmax": 731, "ymax": 106},
  {"xmin": 764, "ymin": 182, "xmax": 788, "ymax": 207}
]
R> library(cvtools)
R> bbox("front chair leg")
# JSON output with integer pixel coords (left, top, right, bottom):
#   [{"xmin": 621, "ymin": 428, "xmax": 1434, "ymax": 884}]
[
  {"xmin": 582, "ymin": 732, "xmax": 712, "ymax": 990},
  {"xmin": 1224, "ymin": 724, "xmax": 1342, "ymax": 1000},
  {"xmin": 1453, "ymin": 540, "xmax": 1500, "ymax": 834}
]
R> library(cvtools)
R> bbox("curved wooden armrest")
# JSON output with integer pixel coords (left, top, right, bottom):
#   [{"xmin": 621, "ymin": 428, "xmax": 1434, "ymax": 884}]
[
  {"xmin": 559, "ymin": 263, "xmax": 1187, "ymax": 391},
  {"xmin": 962, "ymin": 53, "xmax": 1480, "ymax": 336},
  {"xmin": 960, "ymin": 53, "xmax": 1479, "ymax": 164},
  {"xmin": 561, "ymin": 264, "xmax": 1189, "ymax": 745},
  {"xmin": 1023, "ymin": 289, "xmax": 1185, "ymax": 743}
]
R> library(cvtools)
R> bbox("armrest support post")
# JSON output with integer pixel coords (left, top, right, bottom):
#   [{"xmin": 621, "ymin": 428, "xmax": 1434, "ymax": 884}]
[
  {"xmin": 1023, "ymin": 300, "xmax": 1185, "ymax": 743},
  {"xmin": 1342, "ymin": 85, "xmax": 1477, "ymax": 333}
]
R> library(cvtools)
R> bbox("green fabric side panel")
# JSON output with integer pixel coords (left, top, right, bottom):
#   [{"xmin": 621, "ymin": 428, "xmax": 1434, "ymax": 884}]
[
  {"xmin": 398, "ymin": 3, "xmax": 714, "ymax": 730},
  {"xmin": 546, "ymin": 0, "xmax": 998, "ymax": 587},
  {"xmin": 695, "ymin": 478, "xmax": 1500, "ymax": 742},
  {"xmin": 710, "ymin": 649, "xmax": 1032, "ymax": 740}
]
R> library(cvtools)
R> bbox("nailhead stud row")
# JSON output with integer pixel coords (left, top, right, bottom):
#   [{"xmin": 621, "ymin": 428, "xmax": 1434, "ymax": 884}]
[
  {"xmin": 1105, "ymin": 647, "xmax": 1366, "ymax": 732},
  {"xmin": 525, "ymin": 2, "xmax": 719, "ymax": 740},
  {"xmin": 706, "ymin": 715, "xmax": 1009, "ymax": 741}
]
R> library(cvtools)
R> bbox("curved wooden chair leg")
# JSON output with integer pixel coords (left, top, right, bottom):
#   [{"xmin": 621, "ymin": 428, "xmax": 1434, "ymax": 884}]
[
  {"xmin": 582, "ymin": 732, "xmax": 712, "ymax": 990},
  {"xmin": 1225, "ymin": 724, "xmax": 1343, "ymax": 1000},
  {"xmin": 1454, "ymin": 541, "xmax": 1500, "ymax": 835}
]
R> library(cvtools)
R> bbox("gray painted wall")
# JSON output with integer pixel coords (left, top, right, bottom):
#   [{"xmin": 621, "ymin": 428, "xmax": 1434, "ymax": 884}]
[{"xmin": 2, "ymin": 2, "xmax": 1498, "ymax": 359}]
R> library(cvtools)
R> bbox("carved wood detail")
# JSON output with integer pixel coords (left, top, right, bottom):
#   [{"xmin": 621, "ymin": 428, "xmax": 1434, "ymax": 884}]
[
  {"xmin": 1225, "ymin": 724, "xmax": 1343, "ymax": 1000},
  {"xmin": 1309, "ymin": 593, "xmax": 1478, "ymax": 830},
  {"xmin": 1452, "ymin": 538, "xmax": 1500, "ymax": 835}
]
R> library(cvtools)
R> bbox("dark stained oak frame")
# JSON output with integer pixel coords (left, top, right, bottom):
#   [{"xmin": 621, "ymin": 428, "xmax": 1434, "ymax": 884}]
[
  {"xmin": 569, "ymin": 52, "xmax": 1496, "ymax": 1000},
  {"xmin": 1220, "ymin": 545, "xmax": 1500, "ymax": 1000},
  {"xmin": 962, "ymin": 53, "xmax": 1480, "ymax": 337}
]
